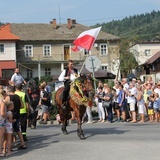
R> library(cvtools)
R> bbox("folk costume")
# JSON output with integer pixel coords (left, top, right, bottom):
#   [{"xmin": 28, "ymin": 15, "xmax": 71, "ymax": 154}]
[{"xmin": 58, "ymin": 66, "xmax": 78, "ymax": 108}]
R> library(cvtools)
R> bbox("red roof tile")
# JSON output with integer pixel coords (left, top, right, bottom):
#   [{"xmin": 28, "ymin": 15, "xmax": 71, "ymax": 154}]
[{"xmin": 0, "ymin": 24, "xmax": 20, "ymax": 41}]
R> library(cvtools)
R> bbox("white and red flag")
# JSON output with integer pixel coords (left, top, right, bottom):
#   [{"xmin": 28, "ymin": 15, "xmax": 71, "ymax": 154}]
[{"xmin": 72, "ymin": 26, "xmax": 102, "ymax": 52}]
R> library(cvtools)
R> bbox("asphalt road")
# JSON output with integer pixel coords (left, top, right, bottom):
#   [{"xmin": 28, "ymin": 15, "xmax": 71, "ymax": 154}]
[{"xmin": 3, "ymin": 121, "xmax": 160, "ymax": 160}]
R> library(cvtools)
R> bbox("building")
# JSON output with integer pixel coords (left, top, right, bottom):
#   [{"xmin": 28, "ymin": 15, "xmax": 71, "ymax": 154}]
[
  {"xmin": 0, "ymin": 24, "xmax": 19, "ymax": 85},
  {"xmin": 1, "ymin": 19, "xmax": 120, "ymax": 82},
  {"xmin": 130, "ymin": 41, "xmax": 160, "ymax": 65},
  {"xmin": 130, "ymin": 42, "xmax": 160, "ymax": 82},
  {"xmin": 140, "ymin": 51, "xmax": 160, "ymax": 83}
]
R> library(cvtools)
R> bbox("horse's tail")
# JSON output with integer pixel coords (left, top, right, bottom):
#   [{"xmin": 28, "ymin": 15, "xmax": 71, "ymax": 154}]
[
  {"xmin": 54, "ymin": 87, "xmax": 64, "ymax": 107},
  {"xmin": 54, "ymin": 89, "xmax": 58, "ymax": 106}
]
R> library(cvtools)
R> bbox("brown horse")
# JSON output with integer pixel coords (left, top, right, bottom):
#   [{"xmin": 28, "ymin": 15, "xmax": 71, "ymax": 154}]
[{"xmin": 55, "ymin": 74, "xmax": 94, "ymax": 140}]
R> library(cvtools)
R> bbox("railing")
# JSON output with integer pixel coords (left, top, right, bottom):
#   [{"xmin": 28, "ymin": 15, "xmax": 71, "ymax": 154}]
[{"xmin": 17, "ymin": 53, "xmax": 86, "ymax": 62}]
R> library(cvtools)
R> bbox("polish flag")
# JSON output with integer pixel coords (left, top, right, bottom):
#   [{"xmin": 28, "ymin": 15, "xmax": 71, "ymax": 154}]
[{"xmin": 72, "ymin": 26, "xmax": 102, "ymax": 52}]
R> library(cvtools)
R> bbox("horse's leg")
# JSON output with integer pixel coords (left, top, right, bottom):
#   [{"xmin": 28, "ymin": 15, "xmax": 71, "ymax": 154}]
[
  {"xmin": 55, "ymin": 88, "xmax": 70, "ymax": 135},
  {"xmin": 77, "ymin": 123, "xmax": 85, "ymax": 140},
  {"xmin": 75, "ymin": 106, "xmax": 86, "ymax": 140},
  {"xmin": 61, "ymin": 121, "xmax": 68, "ymax": 135},
  {"xmin": 60, "ymin": 109, "xmax": 69, "ymax": 135}
]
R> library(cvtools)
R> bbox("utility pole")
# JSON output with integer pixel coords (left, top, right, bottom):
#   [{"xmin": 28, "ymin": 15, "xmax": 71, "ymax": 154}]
[{"xmin": 38, "ymin": 55, "xmax": 41, "ymax": 81}]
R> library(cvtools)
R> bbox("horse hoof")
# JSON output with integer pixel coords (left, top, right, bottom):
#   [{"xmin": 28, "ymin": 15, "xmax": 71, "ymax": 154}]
[
  {"xmin": 63, "ymin": 131, "xmax": 68, "ymax": 135},
  {"xmin": 80, "ymin": 136, "xmax": 86, "ymax": 140},
  {"xmin": 79, "ymin": 134, "xmax": 86, "ymax": 140}
]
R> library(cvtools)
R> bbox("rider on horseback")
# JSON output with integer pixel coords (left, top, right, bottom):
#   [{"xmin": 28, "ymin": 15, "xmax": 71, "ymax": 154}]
[{"xmin": 58, "ymin": 59, "xmax": 79, "ymax": 109}]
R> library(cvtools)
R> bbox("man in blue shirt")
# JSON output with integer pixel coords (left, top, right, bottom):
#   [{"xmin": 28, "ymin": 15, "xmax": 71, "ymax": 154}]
[{"xmin": 9, "ymin": 68, "xmax": 26, "ymax": 86}]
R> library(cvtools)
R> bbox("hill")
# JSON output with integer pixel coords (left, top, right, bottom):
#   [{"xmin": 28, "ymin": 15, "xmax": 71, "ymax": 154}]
[{"xmin": 92, "ymin": 10, "xmax": 160, "ymax": 41}]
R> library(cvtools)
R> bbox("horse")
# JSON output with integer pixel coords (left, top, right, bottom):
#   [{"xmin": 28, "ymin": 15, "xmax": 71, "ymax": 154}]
[{"xmin": 55, "ymin": 74, "xmax": 95, "ymax": 140}]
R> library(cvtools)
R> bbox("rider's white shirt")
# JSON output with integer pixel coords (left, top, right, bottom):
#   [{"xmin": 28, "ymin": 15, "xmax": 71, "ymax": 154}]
[{"xmin": 58, "ymin": 69, "xmax": 79, "ymax": 82}]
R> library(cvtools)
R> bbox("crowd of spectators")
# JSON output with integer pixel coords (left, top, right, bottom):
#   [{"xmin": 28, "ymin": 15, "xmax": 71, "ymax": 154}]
[
  {"xmin": 94, "ymin": 76, "xmax": 160, "ymax": 124},
  {"xmin": 0, "ymin": 80, "xmax": 51, "ymax": 157}
]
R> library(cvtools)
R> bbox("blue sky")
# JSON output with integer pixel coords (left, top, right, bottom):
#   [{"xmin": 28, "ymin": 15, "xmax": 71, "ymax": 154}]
[{"xmin": 0, "ymin": 0, "xmax": 160, "ymax": 26}]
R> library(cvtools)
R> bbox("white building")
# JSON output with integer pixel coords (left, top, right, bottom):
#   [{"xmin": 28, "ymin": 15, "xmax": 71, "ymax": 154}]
[
  {"xmin": 130, "ymin": 42, "xmax": 160, "ymax": 83},
  {"xmin": 130, "ymin": 42, "xmax": 160, "ymax": 65}
]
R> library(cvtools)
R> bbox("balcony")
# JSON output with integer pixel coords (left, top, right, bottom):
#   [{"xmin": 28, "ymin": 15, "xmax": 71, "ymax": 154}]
[{"xmin": 17, "ymin": 53, "xmax": 86, "ymax": 63}]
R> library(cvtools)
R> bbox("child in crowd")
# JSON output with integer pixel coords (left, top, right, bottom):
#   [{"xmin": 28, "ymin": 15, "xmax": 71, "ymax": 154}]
[
  {"xmin": 3, "ymin": 101, "xmax": 15, "ymax": 156},
  {"xmin": 147, "ymin": 95, "xmax": 154, "ymax": 123},
  {"xmin": 153, "ymin": 93, "xmax": 160, "ymax": 122}
]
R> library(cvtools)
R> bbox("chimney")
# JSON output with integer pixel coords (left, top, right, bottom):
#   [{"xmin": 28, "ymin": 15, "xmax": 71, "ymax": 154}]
[
  {"xmin": 72, "ymin": 19, "xmax": 76, "ymax": 24},
  {"xmin": 50, "ymin": 19, "xmax": 57, "ymax": 29},
  {"xmin": 67, "ymin": 18, "xmax": 72, "ymax": 29}
]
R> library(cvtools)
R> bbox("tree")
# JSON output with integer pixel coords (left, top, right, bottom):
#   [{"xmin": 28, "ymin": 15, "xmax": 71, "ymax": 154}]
[
  {"xmin": 93, "ymin": 10, "xmax": 160, "ymax": 41},
  {"xmin": 118, "ymin": 39, "xmax": 138, "ymax": 78}
]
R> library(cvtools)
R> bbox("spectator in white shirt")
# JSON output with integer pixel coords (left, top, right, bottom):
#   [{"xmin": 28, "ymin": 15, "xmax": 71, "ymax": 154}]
[
  {"xmin": 125, "ymin": 82, "xmax": 137, "ymax": 123},
  {"xmin": 154, "ymin": 83, "xmax": 160, "ymax": 97}
]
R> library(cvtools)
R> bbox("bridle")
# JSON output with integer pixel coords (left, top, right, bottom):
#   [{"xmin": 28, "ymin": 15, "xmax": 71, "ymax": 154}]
[{"xmin": 83, "ymin": 76, "xmax": 95, "ymax": 97}]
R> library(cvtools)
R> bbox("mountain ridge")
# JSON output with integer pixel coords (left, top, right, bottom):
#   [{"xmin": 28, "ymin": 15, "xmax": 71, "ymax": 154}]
[{"xmin": 92, "ymin": 10, "xmax": 160, "ymax": 41}]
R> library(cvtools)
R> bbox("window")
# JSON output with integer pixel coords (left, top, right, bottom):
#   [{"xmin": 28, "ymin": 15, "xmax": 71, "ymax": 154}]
[
  {"xmin": 102, "ymin": 66, "xmax": 107, "ymax": 70},
  {"xmin": 43, "ymin": 45, "xmax": 51, "ymax": 56},
  {"xmin": 100, "ymin": 44, "xmax": 108, "ymax": 55},
  {"xmin": 45, "ymin": 68, "xmax": 51, "ymax": 76},
  {"xmin": 27, "ymin": 69, "xmax": 33, "ymax": 78},
  {"xmin": 24, "ymin": 45, "xmax": 33, "ymax": 57},
  {"xmin": 144, "ymin": 49, "xmax": 151, "ymax": 56},
  {"xmin": 0, "ymin": 44, "xmax": 4, "ymax": 53}
]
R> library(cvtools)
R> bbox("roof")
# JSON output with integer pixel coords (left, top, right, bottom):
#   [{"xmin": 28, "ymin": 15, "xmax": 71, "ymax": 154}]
[
  {"xmin": 143, "ymin": 51, "xmax": 160, "ymax": 65},
  {"xmin": 9, "ymin": 23, "xmax": 120, "ymax": 41},
  {"xmin": 0, "ymin": 24, "xmax": 20, "ymax": 41}
]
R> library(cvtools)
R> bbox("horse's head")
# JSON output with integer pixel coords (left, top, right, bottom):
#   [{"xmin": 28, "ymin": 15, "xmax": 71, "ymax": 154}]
[
  {"xmin": 78, "ymin": 73, "xmax": 95, "ymax": 97},
  {"xmin": 69, "ymin": 74, "xmax": 95, "ymax": 107}
]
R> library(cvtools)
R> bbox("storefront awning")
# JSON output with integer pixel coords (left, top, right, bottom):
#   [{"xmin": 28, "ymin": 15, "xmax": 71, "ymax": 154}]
[
  {"xmin": 0, "ymin": 61, "xmax": 16, "ymax": 77},
  {"xmin": 0, "ymin": 61, "xmax": 16, "ymax": 69}
]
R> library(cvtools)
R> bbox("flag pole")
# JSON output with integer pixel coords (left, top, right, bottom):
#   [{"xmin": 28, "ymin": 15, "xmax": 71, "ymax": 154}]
[
  {"xmin": 79, "ymin": 60, "xmax": 86, "ymax": 74},
  {"xmin": 79, "ymin": 52, "xmax": 90, "ymax": 74},
  {"xmin": 79, "ymin": 52, "xmax": 97, "ymax": 91},
  {"xmin": 88, "ymin": 54, "xmax": 97, "ymax": 91}
]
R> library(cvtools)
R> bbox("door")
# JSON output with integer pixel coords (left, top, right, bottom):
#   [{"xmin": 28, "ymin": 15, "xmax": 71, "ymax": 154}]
[{"xmin": 64, "ymin": 45, "xmax": 70, "ymax": 60}]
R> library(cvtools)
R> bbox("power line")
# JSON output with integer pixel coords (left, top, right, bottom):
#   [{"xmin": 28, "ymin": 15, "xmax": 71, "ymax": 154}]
[{"xmin": 60, "ymin": 15, "xmax": 127, "ymax": 24}]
